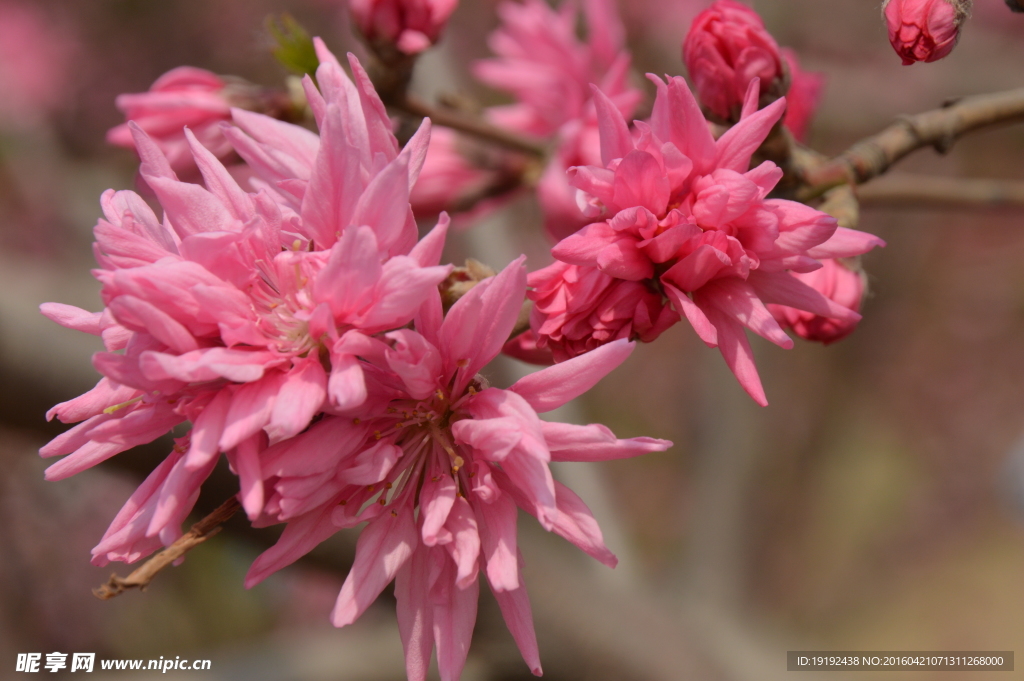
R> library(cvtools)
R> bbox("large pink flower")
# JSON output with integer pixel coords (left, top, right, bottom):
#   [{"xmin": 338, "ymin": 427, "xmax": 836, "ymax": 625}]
[
  {"xmin": 883, "ymin": 0, "xmax": 965, "ymax": 65},
  {"xmin": 682, "ymin": 0, "xmax": 786, "ymax": 122},
  {"xmin": 349, "ymin": 0, "xmax": 459, "ymax": 54},
  {"xmin": 529, "ymin": 78, "xmax": 885, "ymax": 405},
  {"xmin": 107, "ymin": 67, "xmax": 242, "ymax": 174},
  {"xmin": 244, "ymin": 259, "xmax": 672, "ymax": 681},
  {"xmin": 42, "ymin": 50, "xmax": 452, "ymax": 564}
]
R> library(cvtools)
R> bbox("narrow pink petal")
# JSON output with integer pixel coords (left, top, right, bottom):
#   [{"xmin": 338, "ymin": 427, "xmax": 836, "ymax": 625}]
[
  {"xmin": 40, "ymin": 303, "xmax": 102, "ymax": 335},
  {"xmin": 510, "ymin": 339, "xmax": 633, "ymax": 413},
  {"xmin": 420, "ymin": 453, "xmax": 457, "ymax": 547},
  {"xmin": 432, "ymin": 558, "xmax": 479, "ymax": 681},
  {"xmin": 474, "ymin": 493, "xmax": 519, "ymax": 592},
  {"xmin": 265, "ymin": 357, "xmax": 328, "ymax": 444},
  {"xmin": 46, "ymin": 378, "xmax": 139, "ymax": 424},
  {"xmin": 490, "ymin": 550, "xmax": 542, "ymax": 677},
  {"xmin": 663, "ymin": 282, "xmax": 718, "ymax": 347},
  {"xmin": 444, "ymin": 497, "xmax": 481, "ymax": 589},
  {"xmin": 327, "ymin": 351, "xmax": 367, "ymax": 411},
  {"xmin": 739, "ymin": 77, "xmax": 761, "ymax": 119},
  {"xmin": 184, "ymin": 128, "xmax": 254, "ymax": 221},
  {"xmin": 549, "ymin": 481, "xmax": 617, "ymax": 568},
  {"xmin": 219, "ymin": 373, "xmax": 284, "ymax": 451},
  {"xmin": 394, "ymin": 543, "xmax": 435, "ymax": 681},
  {"xmin": 441, "ymin": 257, "xmax": 528, "ymax": 394},
  {"xmin": 184, "ymin": 388, "xmax": 231, "ymax": 470},
  {"xmin": 346, "ymin": 54, "xmax": 400, "ymax": 161},
  {"xmin": 245, "ymin": 502, "xmax": 340, "ymax": 587},
  {"xmin": 108, "ymin": 295, "xmax": 199, "ymax": 354},
  {"xmin": 591, "ymin": 84, "xmax": 634, "ymax": 167},
  {"xmin": 451, "ymin": 417, "xmax": 522, "ymax": 461},
  {"xmin": 542, "ymin": 421, "xmax": 672, "ymax": 462},
  {"xmin": 408, "ymin": 213, "xmax": 450, "ymax": 268},
  {"xmin": 713, "ymin": 97, "xmax": 786, "ymax": 172},
  {"xmin": 232, "ymin": 433, "xmax": 265, "ymax": 520},
  {"xmin": 806, "ymin": 226, "xmax": 887, "ymax": 259},
  {"xmin": 350, "ymin": 152, "xmax": 414, "ymax": 257},
  {"xmin": 748, "ymin": 270, "xmax": 862, "ymax": 322},
  {"xmin": 697, "ymin": 298, "xmax": 768, "ymax": 406},
  {"xmin": 700, "ymin": 279, "xmax": 794, "ymax": 349},
  {"xmin": 331, "ymin": 503, "xmax": 417, "ymax": 626},
  {"xmin": 299, "ymin": 103, "xmax": 362, "ymax": 248},
  {"xmin": 128, "ymin": 122, "xmax": 177, "ymax": 181},
  {"xmin": 339, "ymin": 440, "xmax": 402, "ymax": 486}
]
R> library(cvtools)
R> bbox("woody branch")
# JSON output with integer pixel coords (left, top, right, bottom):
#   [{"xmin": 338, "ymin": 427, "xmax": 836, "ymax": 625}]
[
  {"xmin": 799, "ymin": 86, "xmax": 1024, "ymax": 201},
  {"xmin": 93, "ymin": 497, "xmax": 241, "ymax": 600}
]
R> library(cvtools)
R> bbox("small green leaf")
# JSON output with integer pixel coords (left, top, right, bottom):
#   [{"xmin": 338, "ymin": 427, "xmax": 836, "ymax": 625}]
[{"xmin": 266, "ymin": 14, "xmax": 320, "ymax": 78}]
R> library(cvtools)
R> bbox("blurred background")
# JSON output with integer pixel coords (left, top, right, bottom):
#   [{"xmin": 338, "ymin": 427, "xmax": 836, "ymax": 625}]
[{"xmin": 2, "ymin": 0, "xmax": 1024, "ymax": 679}]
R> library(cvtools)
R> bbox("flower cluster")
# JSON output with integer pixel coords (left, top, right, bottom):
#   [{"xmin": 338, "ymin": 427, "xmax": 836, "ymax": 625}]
[
  {"xmin": 521, "ymin": 76, "xmax": 884, "ymax": 405},
  {"xmin": 43, "ymin": 41, "xmax": 670, "ymax": 680}
]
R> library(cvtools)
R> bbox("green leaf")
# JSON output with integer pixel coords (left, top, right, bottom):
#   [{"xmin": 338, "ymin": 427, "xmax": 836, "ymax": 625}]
[{"xmin": 266, "ymin": 14, "xmax": 320, "ymax": 78}]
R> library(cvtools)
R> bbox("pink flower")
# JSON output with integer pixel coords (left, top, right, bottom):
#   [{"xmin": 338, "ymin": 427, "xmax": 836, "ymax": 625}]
[
  {"xmin": 474, "ymin": 0, "xmax": 641, "ymax": 139},
  {"xmin": 409, "ymin": 127, "xmax": 511, "ymax": 220},
  {"xmin": 780, "ymin": 48, "xmax": 824, "ymax": 143},
  {"xmin": 42, "ymin": 49, "xmax": 452, "ymax": 565},
  {"xmin": 107, "ymin": 67, "xmax": 239, "ymax": 174},
  {"xmin": 682, "ymin": 0, "xmax": 786, "ymax": 122},
  {"xmin": 883, "ymin": 0, "xmax": 966, "ymax": 65},
  {"xmin": 522, "ymin": 261, "xmax": 678, "ymax": 362},
  {"xmin": 245, "ymin": 259, "xmax": 672, "ymax": 680},
  {"xmin": 768, "ymin": 259, "xmax": 867, "ymax": 344},
  {"xmin": 453, "ymin": 0, "xmax": 642, "ymax": 239},
  {"xmin": 0, "ymin": 1, "xmax": 76, "ymax": 126},
  {"xmin": 531, "ymin": 78, "xmax": 885, "ymax": 405},
  {"xmin": 349, "ymin": 0, "xmax": 459, "ymax": 54}
]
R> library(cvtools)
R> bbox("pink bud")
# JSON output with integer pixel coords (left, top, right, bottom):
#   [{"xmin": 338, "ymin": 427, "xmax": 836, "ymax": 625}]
[
  {"xmin": 882, "ymin": 0, "xmax": 968, "ymax": 65},
  {"xmin": 769, "ymin": 259, "xmax": 867, "ymax": 344},
  {"xmin": 349, "ymin": 0, "xmax": 459, "ymax": 55},
  {"xmin": 682, "ymin": 0, "xmax": 785, "ymax": 121}
]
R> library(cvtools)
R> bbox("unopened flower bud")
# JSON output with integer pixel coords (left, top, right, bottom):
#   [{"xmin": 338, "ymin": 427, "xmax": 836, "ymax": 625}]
[
  {"xmin": 769, "ymin": 259, "xmax": 867, "ymax": 344},
  {"xmin": 882, "ymin": 0, "xmax": 970, "ymax": 65},
  {"xmin": 349, "ymin": 0, "xmax": 458, "ymax": 56},
  {"xmin": 682, "ymin": 0, "xmax": 787, "ymax": 122}
]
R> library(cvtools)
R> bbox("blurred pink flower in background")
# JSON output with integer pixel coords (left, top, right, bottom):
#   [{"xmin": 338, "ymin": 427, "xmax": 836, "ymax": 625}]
[
  {"xmin": 106, "ymin": 67, "xmax": 238, "ymax": 174},
  {"xmin": 411, "ymin": 0, "xmax": 642, "ymax": 239},
  {"xmin": 682, "ymin": 0, "xmax": 785, "ymax": 121},
  {"xmin": 349, "ymin": 0, "xmax": 459, "ymax": 54},
  {"xmin": 882, "ymin": 0, "xmax": 966, "ymax": 65},
  {"xmin": 769, "ymin": 258, "xmax": 867, "ymax": 344},
  {"xmin": 780, "ymin": 48, "xmax": 824, "ymax": 142},
  {"xmin": 0, "ymin": 1, "xmax": 76, "ymax": 127},
  {"xmin": 245, "ymin": 259, "xmax": 671, "ymax": 681}
]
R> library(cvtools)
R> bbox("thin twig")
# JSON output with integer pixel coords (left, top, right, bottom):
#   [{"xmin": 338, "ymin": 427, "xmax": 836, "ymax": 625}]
[
  {"xmin": 858, "ymin": 174, "xmax": 1024, "ymax": 208},
  {"xmin": 396, "ymin": 95, "xmax": 547, "ymax": 157},
  {"xmin": 93, "ymin": 497, "xmax": 241, "ymax": 600},
  {"xmin": 799, "ymin": 87, "xmax": 1024, "ymax": 201}
]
